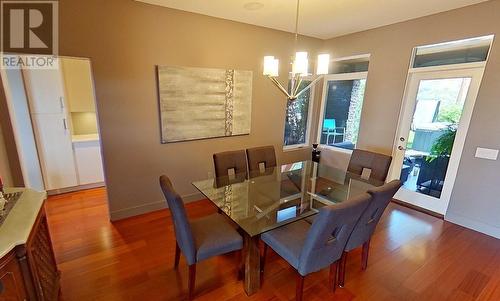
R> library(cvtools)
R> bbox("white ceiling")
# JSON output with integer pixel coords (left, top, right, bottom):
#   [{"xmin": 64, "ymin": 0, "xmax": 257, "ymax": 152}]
[{"xmin": 136, "ymin": 0, "xmax": 489, "ymax": 39}]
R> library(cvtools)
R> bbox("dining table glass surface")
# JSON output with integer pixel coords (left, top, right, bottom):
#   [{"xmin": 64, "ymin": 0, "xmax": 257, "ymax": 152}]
[{"xmin": 192, "ymin": 160, "xmax": 383, "ymax": 237}]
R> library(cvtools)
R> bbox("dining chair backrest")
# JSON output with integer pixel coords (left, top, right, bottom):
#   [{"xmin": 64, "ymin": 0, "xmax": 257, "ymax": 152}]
[
  {"xmin": 348, "ymin": 149, "xmax": 392, "ymax": 182},
  {"xmin": 297, "ymin": 193, "xmax": 372, "ymax": 275},
  {"xmin": 159, "ymin": 175, "xmax": 196, "ymax": 265},
  {"xmin": 213, "ymin": 150, "xmax": 248, "ymax": 179},
  {"xmin": 345, "ymin": 180, "xmax": 402, "ymax": 251},
  {"xmin": 246, "ymin": 145, "xmax": 277, "ymax": 176}
]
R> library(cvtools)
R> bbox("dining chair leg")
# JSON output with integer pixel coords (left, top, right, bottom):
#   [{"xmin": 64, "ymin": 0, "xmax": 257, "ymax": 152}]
[
  {"xmin": 174, "ymin": 242, "xmax": 180, "ymax": 269},
  {"xmin": 188, "ymin": 264, "xmax": 196, "ymax": 300},
  {"xmin": 361, "ymin": 240, "xmax": 370, "ymax": 270},
  {"xmin": 296, "ymin": 273, "xmax": 305, "ymax": 301},
  {"xmin": 329, "ymin": 261, "xmax": 338, "ymax": 293},
  {"xmin": 338, "ymin": 252, "xmax": 347, "ymax": 287}
]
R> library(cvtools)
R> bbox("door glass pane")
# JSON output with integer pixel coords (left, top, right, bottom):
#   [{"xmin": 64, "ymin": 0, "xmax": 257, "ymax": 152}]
[
  {"xmin": 320, "ymin": 79, "xmax": 366, "ymax": 150},
  {"xmin": 400, "ymin": 77, "xmax": 471, "ymax": 198}
]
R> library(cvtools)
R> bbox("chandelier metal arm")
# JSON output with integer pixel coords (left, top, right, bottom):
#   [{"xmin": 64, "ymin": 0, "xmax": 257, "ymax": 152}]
[
  {"xmin": 262, "ymin": 0, "xmax": 331, "ymax": 101},
  {"xmin": 294, "ymin": 75, "xmax": 325, "ymax": 99},
  {"xmin": 268, "ymin": 76, "xmax": 292, "ymax": 99},
  {"xmin": 267, "ymin": 74, "xmax": 325, "ymax": 101},
  {"xmin": 292, "ymin": 75, "xmax": 303, "ymax": 97}
]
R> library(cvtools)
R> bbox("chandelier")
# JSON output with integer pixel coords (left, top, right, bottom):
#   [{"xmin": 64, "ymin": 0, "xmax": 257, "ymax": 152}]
[{"xmin": 263, "ymin": 0, "xmax": 330, "ymax": 100}]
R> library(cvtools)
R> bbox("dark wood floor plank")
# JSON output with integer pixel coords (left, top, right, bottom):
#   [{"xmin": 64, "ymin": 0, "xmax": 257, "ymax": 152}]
[{"xmin": 45, "ymin": 188, "xmax": 500, "ymax": 301}]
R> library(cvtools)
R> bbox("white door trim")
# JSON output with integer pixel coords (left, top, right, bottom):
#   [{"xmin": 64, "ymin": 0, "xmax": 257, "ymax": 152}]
[{"xmin": 389, "ymin": 67, "xmax": 485, "ymax": 214}]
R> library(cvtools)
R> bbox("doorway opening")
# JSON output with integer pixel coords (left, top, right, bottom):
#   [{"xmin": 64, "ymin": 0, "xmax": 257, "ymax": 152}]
[
  {"xmin": 390, "ymin": 35, "xmax": 494, "ymax": 214},
  {"xmin": 0, "ymin": 56, "xmax": 106, "ymax": 196}
]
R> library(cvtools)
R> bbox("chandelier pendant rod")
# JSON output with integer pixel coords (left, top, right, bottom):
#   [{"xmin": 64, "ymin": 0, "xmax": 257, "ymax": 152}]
[
  {"xmin": 263, "ymin": 0, "xmax": 330, "ymax": 101},
  {"xmin": 294, "ymin": 0, "xmax": 300, "ymax": 47}
]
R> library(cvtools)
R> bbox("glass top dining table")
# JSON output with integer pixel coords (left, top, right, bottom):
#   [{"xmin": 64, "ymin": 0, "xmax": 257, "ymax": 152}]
[
  {"xmin": 192, "ymin": 160, "xmax": 384, "ymax": 237},
  {"xmin": 192, "ymin": 160, "xmax": 383, "ymax": 296}
]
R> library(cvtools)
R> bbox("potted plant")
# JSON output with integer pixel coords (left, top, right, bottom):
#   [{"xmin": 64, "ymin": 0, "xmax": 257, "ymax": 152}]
[{"xmin": 428, "ymin": 125, "xmax": 457, "ymax": 161}]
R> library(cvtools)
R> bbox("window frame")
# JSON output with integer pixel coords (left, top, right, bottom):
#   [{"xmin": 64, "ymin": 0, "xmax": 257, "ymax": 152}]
[
  {"xmin": 316, "ymin": 71, "xmax": 369, "ymax": 153},
  {"xmin": 409, "ymin": 35, "xmax": 494, "ymax": 71},
  {"xmin": 282, "ymin": 75, "xmax": 316, "ymax": 151}
]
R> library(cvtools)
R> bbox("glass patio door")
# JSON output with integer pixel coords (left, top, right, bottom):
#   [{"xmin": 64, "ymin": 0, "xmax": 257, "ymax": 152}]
[{"xmin": 389, "ymin": 68, "xmax": 484, "ymax": 214}]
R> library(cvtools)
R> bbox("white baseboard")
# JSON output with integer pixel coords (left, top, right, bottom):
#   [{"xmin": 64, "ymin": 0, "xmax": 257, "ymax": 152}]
[
  {"xmin": 109, "ymin": 191, "xmax": 206, "ymax": 221},
  {"xmin": 445, "ymin": 211, "xmax": 500, "ymax": 239},
  {"xmin": 182, "ymin": 192, "xmax": 205, "ymax": 203},
  {"xmin": 47, "ymin": 182, "xmax": 105, "ymax": 195},
  {"xmin": 110, "ymin": 200, "xmax": 166, "ymax": 221}
]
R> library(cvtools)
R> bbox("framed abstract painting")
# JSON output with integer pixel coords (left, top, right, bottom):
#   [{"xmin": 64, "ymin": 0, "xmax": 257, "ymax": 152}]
[{"xmin": 157, "ymin": 66, "xmax": 253, "ymax": 143}]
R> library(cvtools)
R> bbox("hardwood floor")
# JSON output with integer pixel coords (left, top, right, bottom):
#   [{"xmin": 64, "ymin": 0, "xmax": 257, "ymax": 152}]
[{"xmin": 45, "ymin": 188, "xmax": 500, "ymax": 301}]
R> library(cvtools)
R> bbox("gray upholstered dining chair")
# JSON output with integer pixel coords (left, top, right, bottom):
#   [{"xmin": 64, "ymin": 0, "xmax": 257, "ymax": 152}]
[
  {"xmin": 246, "ymin": 145, "xmax": 277, "ymax": 177},
  {"xmin": 260, "ymin": 193, "xmax": 372, "ymax": 301},
  {"xmin": 213, "ymin": 150, "xmax": 248, "ymax": 186},
  {"xmin": 348, "ymin": 149, "xmax": 392, "ymax": 182},
  {"xmin": 159, "ymin": 175, "xmax": 243, "ymax": 300},
  {"xmin": 337, "ymin": 180, "xmax": 402, "ymax": 287}
]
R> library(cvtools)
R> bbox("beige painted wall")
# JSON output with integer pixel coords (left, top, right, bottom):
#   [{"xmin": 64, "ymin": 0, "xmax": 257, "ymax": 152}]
[
  {"xmin": 2, "ymin": 0, "xmax": 499, "ymax": 232},
  {"xmin": 322, "ymin": 0, "xmax": 500, "ymax": 237},
  {"xmin": 322, "ymin": 1, "xmax": 498, "ymax": 155},
  {"xmin": 0, "ymin": 82, "xmax": 23, "ymax": 187},
  {"xmin": 58, "ymin": 0, "xmax": 322, "ymax": 219},
  {"xmin": 0, "ymin": 123, "xmax": 12, "ymax": 187},
  {"xmin": 71, "ymin": 112, "xmax": 99, "ymax": 135}
]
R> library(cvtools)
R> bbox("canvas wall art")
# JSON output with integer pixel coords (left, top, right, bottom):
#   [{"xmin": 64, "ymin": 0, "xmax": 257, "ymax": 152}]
[{"xmin": 157, "ymin": 66, "xmax": 253, "ymax": 143}]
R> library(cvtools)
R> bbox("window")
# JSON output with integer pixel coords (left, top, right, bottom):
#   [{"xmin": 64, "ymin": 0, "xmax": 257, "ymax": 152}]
[
  {"xmin": 318, "ymin": 56, "xmax": 369, "ymax": 151},
  {"xmin": 412, "ymin": 35, "xmax": 493, "ymax": 68},
  {"xmin": 331, "ymin": 58, "xmax": 369, "ymax": 74},
  {"xmin": 283, "ymin": 80, "xmax": 313, "ymax": 148}
]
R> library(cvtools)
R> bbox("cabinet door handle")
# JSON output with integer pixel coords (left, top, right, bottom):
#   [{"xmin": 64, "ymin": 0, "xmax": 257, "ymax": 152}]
[
  {"xmin": 59, "ymin": 97, "xmax": 65, "ymax": 110},
  {"xmin": 63, "ymin": 118, "xmax": 68, "ymax": 131}
]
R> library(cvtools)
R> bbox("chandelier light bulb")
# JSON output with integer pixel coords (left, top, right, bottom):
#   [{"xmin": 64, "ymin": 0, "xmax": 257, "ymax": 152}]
[
  {"xmin": 263, "ymin": 56, "xmax": 279, "ymax": 77},
  {"xmin": 260, "ymin": 1, "xmax": 330, "ymax": 100},
  {"xmin": 316, "ymin": 54, "xmax": 330, "ymax": 75},
  {"xmin": 292, "ymin": 51, "xmax": 309, "ymax": 76}
]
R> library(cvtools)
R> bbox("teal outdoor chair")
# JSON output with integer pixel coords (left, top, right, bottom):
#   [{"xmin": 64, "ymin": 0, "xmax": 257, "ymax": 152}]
[{"xmin": 322, "ymin": 119, "xmax": 345, "ymax": 145}]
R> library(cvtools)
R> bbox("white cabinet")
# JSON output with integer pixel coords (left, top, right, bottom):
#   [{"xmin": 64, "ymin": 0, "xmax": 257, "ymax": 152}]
[
  {"xmin": 23, "ymin": 67, "xmax": 78, "ymax": 191},
  {"xmin": 73, "ymin": 139, "xmax": 104, "ymax": 185},
  {"xmin": 60, "ymin": 58, "xmax": 96, "ymax": 112},
  {"xmin": 22, "ymin": 68, "xmax": 66, "ymax": 114},
  {"xmin": 30, "ymin": 114, "xmax": 78, "ymax": 190},
  {"xmin": 21, "ymin": 59, "xmax": 103, "ymax": 192}
]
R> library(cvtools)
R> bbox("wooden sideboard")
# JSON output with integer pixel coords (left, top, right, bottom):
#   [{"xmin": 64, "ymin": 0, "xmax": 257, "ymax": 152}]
[{"xmin": 0, "ymin": 191, "xmax": 60, "ymax": 301}]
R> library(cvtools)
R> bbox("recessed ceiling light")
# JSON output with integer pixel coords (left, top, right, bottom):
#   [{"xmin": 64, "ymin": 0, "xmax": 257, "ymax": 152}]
[{"xmin": 243, "ymin": 2, "xmax": 264, "ymax": 11}]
